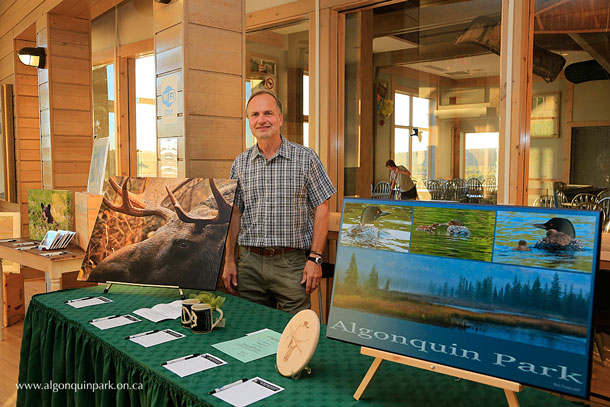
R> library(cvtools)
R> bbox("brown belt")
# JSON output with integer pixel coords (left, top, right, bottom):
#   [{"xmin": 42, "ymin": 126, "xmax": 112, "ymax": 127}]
[{"xmin": 243, "ymin": 246, "xmax": 299, "ymax": 256}]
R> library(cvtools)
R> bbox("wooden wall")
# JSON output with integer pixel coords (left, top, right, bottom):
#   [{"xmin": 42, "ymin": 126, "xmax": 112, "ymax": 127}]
[
  {"xmin": 45, "ymin": 14, "xmax": 92, "ymax": 190},
  {"xmin": 154, "ymin": 0, "xmax": 244, "ymax": 179}
]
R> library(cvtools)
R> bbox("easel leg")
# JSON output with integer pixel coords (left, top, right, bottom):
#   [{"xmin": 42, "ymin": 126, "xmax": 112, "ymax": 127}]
[
  {"xmin": 504, "ymin": 389, "xmax": 520, "ymax": 407},
  {"xmin": 353, "ymin": 357, "xmax": 383, "ymax": 400},
  {"xmin": 103, "ymin": 283, "xmax": 112, "ymax": 293}
]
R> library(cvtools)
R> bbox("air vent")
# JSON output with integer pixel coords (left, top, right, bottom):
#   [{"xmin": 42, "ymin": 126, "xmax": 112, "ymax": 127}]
[{"xmin": 422, "ymin": 65, "xmax": 447, "ymax": 72}]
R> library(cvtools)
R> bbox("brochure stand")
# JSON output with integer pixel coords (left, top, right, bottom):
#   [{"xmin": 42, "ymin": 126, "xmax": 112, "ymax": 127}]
[
  {"xmin": 104, "ymin": 281, "xmax": 185, "ymax": 300},
  {"xmin": 354, "ymin": 347, "xmax": 522, "ymax": 407}
]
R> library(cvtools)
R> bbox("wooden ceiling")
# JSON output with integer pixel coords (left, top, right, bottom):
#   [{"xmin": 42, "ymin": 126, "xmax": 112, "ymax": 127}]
[{"xmin": 50, "ymin": 0, "xmax": 121, "ymax": 20}]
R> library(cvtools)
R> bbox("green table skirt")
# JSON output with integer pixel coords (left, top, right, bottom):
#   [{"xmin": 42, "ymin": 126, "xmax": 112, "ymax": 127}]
[{"xmin": 17, "ymin": 285, "xmax": 583, "ymax": 407}]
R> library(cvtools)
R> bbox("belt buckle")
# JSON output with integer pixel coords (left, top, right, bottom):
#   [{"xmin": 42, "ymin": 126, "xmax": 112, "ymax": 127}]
[{"xmin": 265, "ymin": 247, "xmax": 276, "ymax": 256}]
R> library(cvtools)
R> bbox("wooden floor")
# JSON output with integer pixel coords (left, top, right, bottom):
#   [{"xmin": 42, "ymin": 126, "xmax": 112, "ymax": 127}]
[{"xmin": 0, "ymin": 278, "xmax": 44, "ymax": 407}]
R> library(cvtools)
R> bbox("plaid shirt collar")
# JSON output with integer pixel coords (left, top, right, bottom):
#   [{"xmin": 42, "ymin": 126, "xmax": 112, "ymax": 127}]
[{"xmin": 250, "ymin": 135, "xmax": 293, "ymax": 162}]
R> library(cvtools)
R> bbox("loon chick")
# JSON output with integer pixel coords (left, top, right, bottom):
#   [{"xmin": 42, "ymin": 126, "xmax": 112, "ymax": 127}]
[
  {"xmin": 444, "ymin": 220, "xmax": 470, "ymax": 237},
  {"xmin": 360, "ymin": 206, "xmax": 391, "ymax": 225},
  {"xmin": 533, "ymin": 218, "xmax": 582, "ymax": 251},
  {"xmin": 416, "ymin": 223, "xmax": 440, "ymax": 232}
]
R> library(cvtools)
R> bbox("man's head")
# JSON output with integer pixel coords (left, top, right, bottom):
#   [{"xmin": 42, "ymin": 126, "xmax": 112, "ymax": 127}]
[
  {"xmin": 246, "ymin": 90, "xmax": 283, "ymax": 142},
  {"xmin": 385, "ymin": 159, "xmax": 397, "ymax": 170}
]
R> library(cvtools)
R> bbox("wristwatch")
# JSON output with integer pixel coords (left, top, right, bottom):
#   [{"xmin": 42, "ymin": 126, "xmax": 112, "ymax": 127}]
[{"xmin": 307, "ymin": 255, "xmax": 323, "ymax": 266}]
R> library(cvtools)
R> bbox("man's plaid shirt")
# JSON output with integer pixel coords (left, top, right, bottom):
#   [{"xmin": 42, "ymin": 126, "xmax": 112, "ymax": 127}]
[{"xmin": 230, "ymin": 136, "xmax": 336, "ymax": 249}]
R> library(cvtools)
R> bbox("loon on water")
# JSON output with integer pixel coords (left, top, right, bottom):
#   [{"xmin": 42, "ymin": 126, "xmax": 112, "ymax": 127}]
[
  {"xmin": 344, "ymin": 206, "xmax": 391, "ymax": 243},
  {"xmin": 445, "ymin": 220, "xmax": 470, "ymax": 237},
  {"xmin": 533, "ymin": 217, "xmax": 583, "ymax": 251}
]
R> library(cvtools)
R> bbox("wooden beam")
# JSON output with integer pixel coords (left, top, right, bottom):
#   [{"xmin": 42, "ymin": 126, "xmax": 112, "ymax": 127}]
[{"xmin": 381, "ymin": 43, "xmax": 490, "ymax": 66}]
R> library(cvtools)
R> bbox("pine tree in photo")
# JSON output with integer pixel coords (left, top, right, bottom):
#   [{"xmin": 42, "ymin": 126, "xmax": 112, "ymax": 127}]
[
  {"xmin": 344, "ymin": 253, "xmax": 360, "ymax": 286},
  {"xmin": 366, "ymin": 265, "xmax": 379, "ymax": 291}
]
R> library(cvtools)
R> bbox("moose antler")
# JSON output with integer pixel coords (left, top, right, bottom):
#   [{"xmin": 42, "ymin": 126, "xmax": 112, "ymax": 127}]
[
  {"xmin": 166, "ymin": 178, "xmax": 232, "ymax": 226},
  {"xmin": 103, "ymin": 177, "xmax": 176, "ymax": 221}
]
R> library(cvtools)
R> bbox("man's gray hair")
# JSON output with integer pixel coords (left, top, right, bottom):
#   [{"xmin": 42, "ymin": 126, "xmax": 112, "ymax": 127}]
[{"xmin": 246, "ymin": 90, "xmax": 283, "ymax": 115}]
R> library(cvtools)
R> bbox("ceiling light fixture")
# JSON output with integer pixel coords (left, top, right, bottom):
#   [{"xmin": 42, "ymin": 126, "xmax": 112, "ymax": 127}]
[{"xmin": 17, "ymin": 47, "xmax": 46, "ymax": 69}]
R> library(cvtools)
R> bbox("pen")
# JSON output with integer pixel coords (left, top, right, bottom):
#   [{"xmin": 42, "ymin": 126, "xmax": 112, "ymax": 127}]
[
  {"xmin": 0, "ymin": 239, "xmax": 17, "ymax": 243},
  {"xmin": 124, "ymin": 329, "xmax": 159, "ymax": 340},
  {"xmin": 88, "ymin": 314, "xmax": 121, "ymax": 323},
  {"xmin": 65, "ymin": 296, "xmax": 94, "ymax": 303},
  {"xmin": 161, "ymin": 353, "xmax": 200, "ymax": 366},
  {"xmin": 209, "ymin": 378, "xmax": 248, "ymax": 395}
]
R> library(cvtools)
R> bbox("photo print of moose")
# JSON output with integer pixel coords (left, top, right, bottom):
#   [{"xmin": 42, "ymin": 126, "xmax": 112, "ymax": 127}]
[
  {"xmin": 328, "ymin": 198, "xmax": 603, "ymax": 399},
  {"xmin": 79, "ymin": 177, "xmax": 236, "ymax": 290},
  {"xmin": 27, "ymin": 189, "xmax": 74, "ymax": 241}
]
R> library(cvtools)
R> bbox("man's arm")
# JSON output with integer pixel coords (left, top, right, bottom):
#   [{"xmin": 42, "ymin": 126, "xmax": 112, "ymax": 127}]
[
  {"xmin": 301, "ymin": 200, "xmax": 329, "ymax": 294},
  {"xmin": 222, "ymin": 205, "xmax": 242, "ymax": 295}
]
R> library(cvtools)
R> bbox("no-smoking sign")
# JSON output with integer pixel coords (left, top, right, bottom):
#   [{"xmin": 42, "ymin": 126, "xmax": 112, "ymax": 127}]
[{"xmin": 264, "ymin": 76, "xmax": 275, "ymax": 90}]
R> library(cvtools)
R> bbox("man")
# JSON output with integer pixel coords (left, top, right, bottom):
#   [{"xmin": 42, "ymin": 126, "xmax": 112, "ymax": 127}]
[
  {"xmin": 223, "ymin": 90, "xmax": 336, "ymax": 313},
  {"xmin": 385, "ymin": 159, "xmax": 417, "ymax": 200}
]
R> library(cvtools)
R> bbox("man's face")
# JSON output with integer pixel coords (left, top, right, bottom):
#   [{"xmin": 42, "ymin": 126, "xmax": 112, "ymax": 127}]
[{"xmin": 247, "ymin": 94, "xmax": 283, "ymax": 141}]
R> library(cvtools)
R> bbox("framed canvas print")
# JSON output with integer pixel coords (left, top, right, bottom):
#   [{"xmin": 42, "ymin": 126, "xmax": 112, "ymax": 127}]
[
  {"xmin": 79, "ymin": 177, "xmax": 237, "ymax": 290},
  {"xmin": 28, "ymin": 189, "xmax": 75, "ymax": 241},
  {"xmin": 531, "ymin": 92, "xmax": 560, "ymax": 138},
  {"xmin": 327, "ymin": 198, "xmax": 602, "ymax": 399},
  {"xmin": 87, "ymin": 137, "xmax": 110, "ymax": 195}
]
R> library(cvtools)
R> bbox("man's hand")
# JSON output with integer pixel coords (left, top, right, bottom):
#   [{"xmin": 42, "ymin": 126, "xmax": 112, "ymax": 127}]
[
  {"xmin": 222, "ymin": 261, "xmax": 238, "ymax": 295},
  {"xmin": 301, "ymin": 259, "xmax": 322, "ymax": 294}
]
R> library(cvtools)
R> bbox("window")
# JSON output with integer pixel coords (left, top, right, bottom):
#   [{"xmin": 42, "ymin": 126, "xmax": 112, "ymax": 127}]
[
  {"xmin": 135, "ymin": 55, "xmax": 156, "ymax": 177},
  {"xmin": 393, "ymin": 91, "xmax": 429, "ymax": 183},
  {"xmin": 92, "ymin": 63, "xmax": 116, "ymax": 179},
  {"xmin": 464, "ymin": 132, "xmax": 498, "ymax": 181}
]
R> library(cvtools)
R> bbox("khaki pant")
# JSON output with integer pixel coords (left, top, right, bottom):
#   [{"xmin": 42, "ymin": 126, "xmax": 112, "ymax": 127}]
[{"xmin": 236, "ymin": 246, "xmax": 310, "ymax": 314}]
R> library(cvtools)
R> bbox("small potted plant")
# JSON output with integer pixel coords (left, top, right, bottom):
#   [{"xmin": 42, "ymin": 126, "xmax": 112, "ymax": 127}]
[{"xmin": 190, "ymin": 291, "xmax": 226, "ymax": 327}]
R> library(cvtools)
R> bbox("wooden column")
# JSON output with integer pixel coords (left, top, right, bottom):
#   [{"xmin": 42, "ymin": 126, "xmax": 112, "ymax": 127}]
[
  {"xmin": 355, "ymin": 10, "xmax": 373, "ymax": 198},
  {"xmin": 154, "ymin": 0, "xmax": 244, "ymax": 179},
  {"xmin": 14, "ymin": 26, "xmax": 41, "ymax": 237},
  {"xmin": 37, "ymin": 13, "xmax": 93, "ymax": 191},
  {"xmin": 499, "ymin": 0, "xmax": 533, "ymax": 205}
]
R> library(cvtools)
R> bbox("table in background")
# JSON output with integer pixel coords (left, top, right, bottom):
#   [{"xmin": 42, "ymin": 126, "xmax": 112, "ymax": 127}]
[
  {"xmin": 0, "ymin": 239, "xmax": 86, "ymax": 340},
  {"xmin": 18, "ymin": 285, "xmax": 581, "ymax": 407}
]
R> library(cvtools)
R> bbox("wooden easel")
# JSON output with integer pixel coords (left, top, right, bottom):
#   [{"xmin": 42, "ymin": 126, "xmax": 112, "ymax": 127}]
[{"xmin": 354, "ymin": 347, "xmax": 522, "ymax": 407}]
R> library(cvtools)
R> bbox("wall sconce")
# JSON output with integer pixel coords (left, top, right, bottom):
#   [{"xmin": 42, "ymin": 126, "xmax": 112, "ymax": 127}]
[{"xmin": 17, "ymin": 47, "xmax": 46, "ymax": 69}]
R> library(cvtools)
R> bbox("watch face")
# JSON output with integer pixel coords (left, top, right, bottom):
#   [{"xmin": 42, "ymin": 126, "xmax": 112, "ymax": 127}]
[{"xmin": 309, "ymin": 256, "xmax": 322, "ymax": 265}]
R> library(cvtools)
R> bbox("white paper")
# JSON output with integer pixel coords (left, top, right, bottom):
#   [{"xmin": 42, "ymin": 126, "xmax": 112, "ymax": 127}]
[
  {"xmin": 212, "ymin": 377, "xmax": 283, "ymax": 407},
  {"xmin": 66, "ymin": 296, "xmax": 112, "ymax": 309},
  {"xmin": 129, "ymin": 329, "xmax": 185, "ymax": 348},
  {"xmin": 90, "ymin": 315, "xmax": 140, "ymax": 330},
  {"xmin": 133, "ymin": 300, "xmax": 182, "ymax": 323},
  {"xmin": 163, "ymin": 353, "xmax": 226, "ymax": 377}
]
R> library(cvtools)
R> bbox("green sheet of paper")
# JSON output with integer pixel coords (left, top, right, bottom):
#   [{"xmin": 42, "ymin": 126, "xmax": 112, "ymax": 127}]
[{"xmin": 212, "ymin": 330, "xmax": 282, "ymax": 363}]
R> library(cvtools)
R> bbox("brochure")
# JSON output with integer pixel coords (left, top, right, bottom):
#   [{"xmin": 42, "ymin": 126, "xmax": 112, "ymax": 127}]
[{"xmin": 133, "ymin": 300, "xmax": 182, "ymax": 323}]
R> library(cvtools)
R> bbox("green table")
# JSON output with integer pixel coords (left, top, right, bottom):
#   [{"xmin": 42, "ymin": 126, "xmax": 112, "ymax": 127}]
[{"xmin": 17, "ymin": 285, "xmax": 580, "ymax": 407}]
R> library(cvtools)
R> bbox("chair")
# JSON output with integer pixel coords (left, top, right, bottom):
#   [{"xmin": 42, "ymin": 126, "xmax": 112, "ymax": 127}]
[
  {"xmin": 483, "ymin": 177, "xmax": 497, "ymax": 203},
  {"xmin": 533, "ymin": 195, "xmax": 554, "ymax": 207},
  {"xmin": 427, "ymin": 180, "xmax": 443, "ymax": 200},
  {"xmin": 571, "ymin": 193, "xmax": 597, "ymax": 207},
  {"xmin": 372, "ymin": 181, "xmax": 391, "ymax": 199},
  {"xmin": 597, "ymin": 189, "xmax": 610, "ymax": 200},
  {"xmin": 466, "ymin": 178, "xmax": 484, "ymax": 203},
  {"xmin": 597, "ymin": 197, "xmax": 610, "ymax": 228},
  {"xmin": 574, "ymin": 202, "xmax": 606, "ymax": 226},
  {"xmin": 555, "ymin": 191, "xmax": 569, "ymax": 208},
  {"xmin": 441, "ymin": 181, "xmax": 458, "ymax": 201},
  {"xmin": 451, "ymin": 178, "xmax": 467, "ymax": 202}
]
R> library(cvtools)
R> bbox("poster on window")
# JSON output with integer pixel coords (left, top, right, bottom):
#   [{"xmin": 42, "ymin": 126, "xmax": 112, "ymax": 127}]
[{"xmin": 327, "ymin": 198, "xmax": 603, "ymax": 399}]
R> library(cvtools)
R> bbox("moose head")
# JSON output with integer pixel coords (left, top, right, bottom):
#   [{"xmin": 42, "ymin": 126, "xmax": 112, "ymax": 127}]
[{"xmin": 88, "ymin": 177, "xmax": 234, "ymax": 289}]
